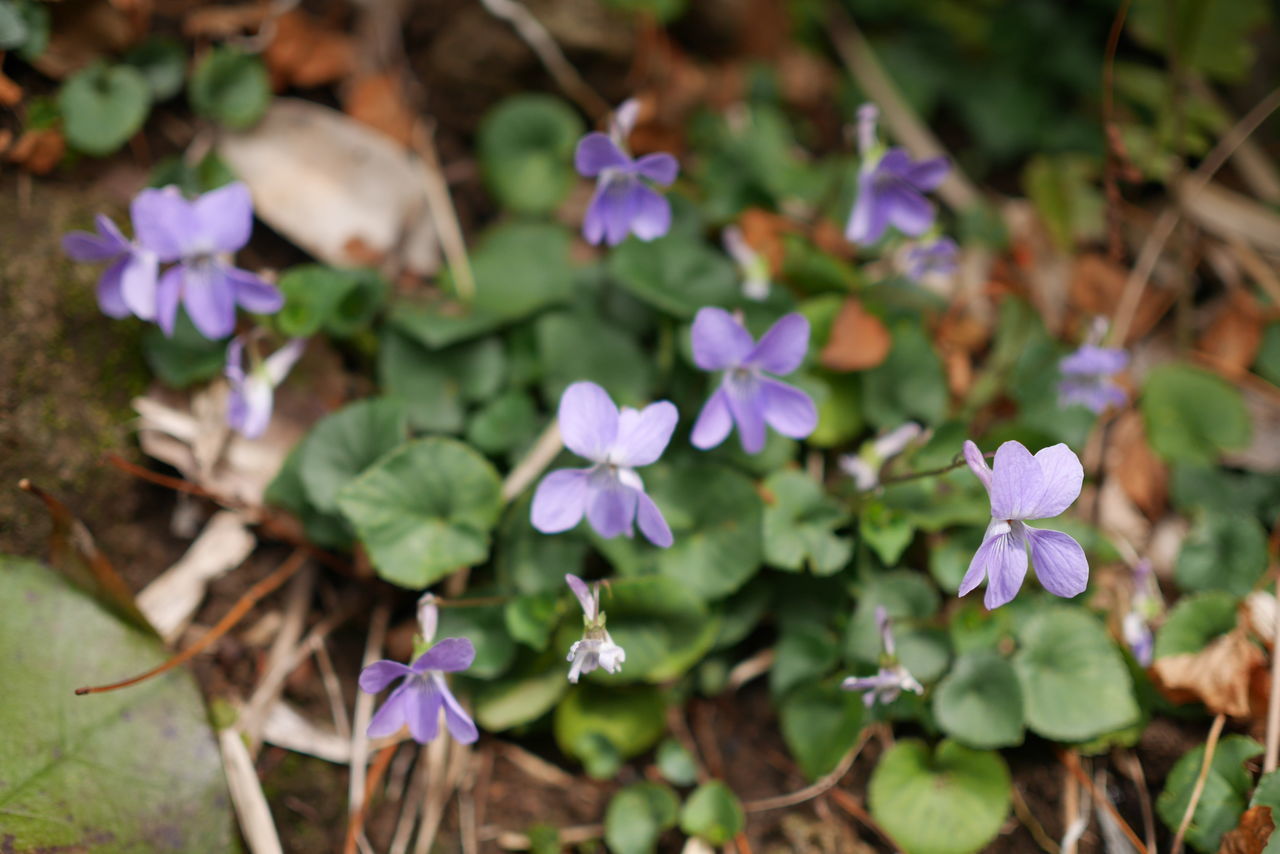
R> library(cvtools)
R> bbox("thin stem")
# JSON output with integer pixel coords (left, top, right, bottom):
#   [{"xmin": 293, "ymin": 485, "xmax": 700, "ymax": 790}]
[
  {"xmin": 1266, "ymin": 578, "xmax": 1280, "ymax": 773},
  {"xmin": 1057, "ymin": 748, "xmax": 1145, "ymax": 854},
  {"xmin": 744, "ymin": 727, "xmax": 870, "ymax": 812},
  {"xmin": 75, "ymin": 550, "xmax": 309, "ymax": 695},
  {"xmin": 1171, "ymin": 714, "xmax": 1227, "ymax": 854}
]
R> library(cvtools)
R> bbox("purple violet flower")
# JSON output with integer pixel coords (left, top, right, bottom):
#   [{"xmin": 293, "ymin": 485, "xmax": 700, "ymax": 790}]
[
  {"xmin": 842, "ymin": 606, "xmax": 923, "ymax": 708},
  {"xmin": 131, "ymin": 181, "xmax": 283, "ymax": 340},
  {"xmin": 1058, "ymin": 345, "xmax": 1129, "ymax": 414},
  {"xmin": 565, "ymin": 574, "xmax": 626, "ymax": 682},
  {"xmin": 62, "ymin": 213, "xmax": 159, "ymax": 321},
  {"xmin": 359, "ymin": 637, "xmax": 479, "ymax": 745},
  {"xmin": 574, "ymin": 101, "xmax": 679, "ymax": 246},
  {"xmin": 961, "ymin": 440, "xmax": 1090, "ymax": 609},
  {"xmin": 846, "ymin": 149, "xmax": 949, "ymax": 246},
  {"xmin": 1123, "ymin": 560, "xmax": 1159, "ymax": 667},
  {"xmin": 904, "ymin": 237, "xmax": 959, "ymax": 281},
  {"xmin": 690, "ymin": 308, "xmax": 817, "ymax": 454},
  {"xmin": 531, "ymin": 381, "xmax": 676, "ymax": 547},
  {"xmin": 224, "ymin": 336, "xmax": 306, "ymax": 439}
]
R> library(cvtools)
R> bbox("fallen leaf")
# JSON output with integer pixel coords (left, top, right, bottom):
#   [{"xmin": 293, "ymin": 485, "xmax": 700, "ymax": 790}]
[
  {"xmin": 1069, "ymin": 252, "xmax": 1174, "ymax": 344},
  {"xmin": 1245, "ymin": 592, "xmax": 1278, "ymax": 649},
  {"xmin": 820, "ymin": 298, "xmax": 891, "ymax": 371},
  {"xmin": 1152, "ymin": 628, "xmax": 1264, "ymax": 718},
  {"xmin": 18, "ymin": 479, "xmax": 156, "ymax": 635},
  {"xmin": 343, "ymin": 72, "xmax": 414, "ymax": 148},
  {"xmin": 739, "ymin": 207, "xmax": 789, "ymax": 273},
  {"xmin": 1199, "ymin": 290, "xmax": 1264, "ymax": 376},
  {"xmin": 183, "ymin": 3, "xmax": 268, "ymax": 39},
  {"xmin": 1218, "ymin": 805, "xmax": 1275, "ymax": 854},
  {"xmin": 33, "ymin": 0, "xmax": 137, "ymax": 79},
  {"xmin": 0, "ymin": 65, "xmax": 21, "ymax": 107},
  {"xmin": 217, "ymin": 98, "xmax": 438, "ymax": 275},
  {"xmin": 264, "ymin": 10, "xmax": 355, "ymax": 89},
  {"xmin": 1108, "ymin": 410, "xmax": 1168, "ymax": 519},
  {"xmin": 7, "ymin": 127, "xmax": 66, "ymax": 175}
]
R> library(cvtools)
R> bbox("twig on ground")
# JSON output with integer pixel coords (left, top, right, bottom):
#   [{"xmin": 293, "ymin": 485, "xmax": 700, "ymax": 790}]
[
  {"xmin": 344, "ymin": 743, "xmax": 399, "ymax": 854},
  {"xmin": 389, "ymin": 749, "xmax": 426, "ymax": 854},
  {"xmin": 744, "ymin": 728, "xmax": 870, "ymax": 813},
  {"xmin": 1115, "ymin": 750, "xmax": 1157, "ymax": 854},
  {"xmin": 1109, "ymin": 86, "xmax": 1280, "ymax": 346},
  {"xmin": 499, "ymin": 741, "xmax": 579, "ymax": 788},
  {"xmin": 1057, "ymin": 749, "xmax": 1143, "ymax": 853},
  {"xmin": 220, "ymin": 727, "xmax": 285, "ymax": 854},
  {"xmin": 1172, "ymin": 713, "xmax": 1228, "ymax": 854},
  {"xmin": 1010, "ymin": 785, "xmax": 1060, "ymax": 854},
  {"xmin": 475, "ymin": 0, "xmax": 609, "ymax": 120},
  {"xmin": 727, "ymin": 648, "xmax": 774, "ymax": 690},
  {"xmin": 410, "ymin": 120, "xmax": 476, "ymax": 302},
  {"xmin": 243, "ymin": 565, "xmax": 316, "ymax": 753},
  {"xmin": 76, "ymin": 550, "xmax": 309, "ymax": 695},
  {"xmin": 501, "ymin": 420, "xmax": 563, "ymax": 502},
  {"xmin": 828, "ymin": 787, "xmax": 903, "ymax": 852},
  {"xmin": 349, "ymin": 599, "xmax": 392, "ymax": 818}
]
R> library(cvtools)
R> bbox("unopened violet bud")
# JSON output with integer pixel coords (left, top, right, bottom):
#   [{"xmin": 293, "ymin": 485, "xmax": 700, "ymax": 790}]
[
  {"xmin": 904, "ymin": 237, "xmax": 958, "ymax": 281},
  {"xmin": 842, "ymin": 606, "xmax": 923, "ymax": 707},
  {"xmin": 417, "ymin": 592, "xmax": 439, "ymax": 645},
  {"xmin": 839, "ymin": 423, "xmax": 924, "ymax": 491},
  {"xmin": 960, "ymin": 440, "xmax": 1089, "ymax": 609},
  {"xmin": 1058, "ymin": 344, "xmax": 1129, "ymax": 414},
  {"xmin": 856, "ymin": 102, "xmax": 880, "ymax": 158},
  {"xmin": 690, "ymin": 308, "xmax": 817, "ymax": 454}
]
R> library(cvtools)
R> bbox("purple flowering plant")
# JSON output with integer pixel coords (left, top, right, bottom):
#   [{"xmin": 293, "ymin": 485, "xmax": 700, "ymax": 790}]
[
  {"xmin": 575, "ymin": 99, "xmax": 679, "ymax": 246},
  {"xmin": 690, "ymin": 308, "xmax": 818, "ymax": 454},
  {"xmin": 564, "ymin": 574, "xmax": 626, "ymax": 682},
  {"xmin": 359, "ymin": 637, "xmax": 479, "ymax": 745},
  {"xmin": 846, "ymin": 104, "xmax": 950, "ymax": 246},
  {"xmin": 224, "ymin": 335, "xmax": 306, "ymax": 439},
  {"xmin": 842, "ymin": 606, "xmax": 923, "ymax": 708}
]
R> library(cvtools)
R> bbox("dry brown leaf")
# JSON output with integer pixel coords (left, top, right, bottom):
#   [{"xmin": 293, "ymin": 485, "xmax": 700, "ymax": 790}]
[
  {"xmin": 7, "ymin": 128, "xmax": 66, "ymax": 176},
  {"xmin": 33, "ymin": 0, "xmax": 136, "ymax": 79},
  {"xmin": 183, "ymin": 3, "xmax": 268, "ymax": 39},
  {"xmin": 1199, "ymin": 290, "xmax": 1264, "ymax": 375},
  {"xmin": 739, "ymin": 207, "xmax": 789, "ymax": 274},
  {"xmin": 1108, "ymin": 410, "xmax": 1168, "ymax": 519},
  {"xmin": 821, "ymin": 298, "xmax": 892, "ymax": 372},
  {"xmin": 1218, "ymin": 805, "xmax": 1275, "ymax": 854},
  {"xmin": 1152, "ymin": 628, "xmax": 1263, "ymax": 718},
  {"xmin": 1069, "ymin": 253, "xmax": 1173, "ymax": 344},
  {"xmin": 810, "ymin": 218, "xmax": 852, "ymax": 259},
  {"xmin": 0, "ymin": 65, "xmax": 22, "ymax": 107},
  {"xmin": 343, "ymin": 73, "xmax": 414, "ymax": 148},
  {"xmin": 264, "ymin": 10, "xmax": 355, "ymax": 90}
]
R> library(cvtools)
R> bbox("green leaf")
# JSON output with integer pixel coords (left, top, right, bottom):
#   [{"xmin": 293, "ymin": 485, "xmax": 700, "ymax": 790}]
[
  {"xmin": 378, "ymin": 328, "xmax": 505, "ymax": 433},
  {"xmin": 142, "ymin": 309, "xmax": 227, "ymax": 387},
  {"xmin": 0, "ymin": 556, "xmax": 234, "ymax": 850},
  {"xmin": 868, "ymin": 739, "xmax": 1011, "ymax": 854},
  {"xmin": 59, "ymin": 63, "xmax": 151, "ymax": 156},
  {"xmin": 554, "ymin": 683, "xmax": 667, "ymax": 767},
  {"xmin": 299, "ymin": 398, "xmax": 408, "ymax": 514},
  {"xmin": 608, "ymin": 234, "xmax": 738, "ymax": 319},
  {"xmin": 264, "ymin": 442, "xmax": 353, "ymax": 549},
  {"xmin": 497, "ymin": 496, "xmax": 589, "ymax": 595},
  {"xmin": 1255, "ymin": 322, "xmax": 1280, "ymax": 387},
  {"xmin": 391, "ymin": 223, "xmax": 575, "ymax": 349},
  {"xmin": 277, "ymin": 265, "xmax": 388, "ymax": 338},
  {"xmin": 680, "ymin": 781, "xmax": 745, "ymax": 846},
  {"xmin": 779, "ymin": 681, "xmax": 865, "ymax": 780},
  {"xmin": 762, "ymin": 470, "xmax": 852, "ymax": 575},
  {"xmin": 1156, "ymin": 735, "xmax": 1264, "ymax": 852},
  {"xmin": 467, "ymin": 390, "xmax": 540, "ymax": 457},
  {"xmin": 478, "ymin": 94, "xmax": 583, "ymax": 214},
  {"xmin": 123, "ymin": 36, "xmax": 187, "ymax": 101},
  {"xmin": 1155, "ymin": 591, "xmax": 1240, "ymax": 658},
  {"xmin": 1250, "ymin": 770, "xmax": 1280, "ymax": 854},
  {"xmin": 933, "ymin": 651, "xmax": 1025, "ymax": 749},
  {"xmin": 535, "ymin": 311, "xmax": 653, "ymax": 407},
  {"xmin": 592, "ymin": 576, "xmax": 718, "ymax": 682},
  {"xmin": 600, "ymin": 0, "xmax": 687, "ymax": 23},
  {"xmin": 846, "ymin": 571, "xmax": 940, "ymax": 664},
  {"xmin": 1175, "ymin": 512, "xmax": 1268, "ymax": 596},
  {"xmin": 862, "ymin": 321, "xmax": 948, "ymax": 429},
  {"xmin": 1128, "ymin": 0, "xmax": 1270, "ymax": 82},
  {"xmin": 1021, "ymin": 154, "xmax": 1104, "ymax": 249},
  {"xmin": 472, "ymin": 662, "xmax": 567, "ymax": 731},
  {"xmin": 1013, "ymin": 607, "xmax": 1140, "ymax": 742},
  {"xmin": 806, "ymin": 370, "xmax": 864, "ymax": 447},
  {"xmin": 859, "ymin": 499, "xmax": 915, "ymax": 566},
  {"xmin": 188, "ymin": 46, "xmax": 269, "ymax": 129},
  {"xmin": 437, "ymin": 601, "xmax": 515, "ymax": 677},
  {"xmin": 604, "ymin": 782, "xmax": 680, "ymax": 854},
  {"xmin": 336, "ymin": 437, "xmax": 504, "ymax": 588},
  {"xmin": 504, "ymin": 593, "xmax": 560, "ymax": 650},
  {"xmin": 655, "ymin": 738, "xmax": 699, "ymax": 786},
  {"xmin": 1141, "ymin": 364, "xmax": 1251, "ymax": 464},
  {"xmin": 770, "ymin": 622, "xmax": 840, "ymax": 698}
]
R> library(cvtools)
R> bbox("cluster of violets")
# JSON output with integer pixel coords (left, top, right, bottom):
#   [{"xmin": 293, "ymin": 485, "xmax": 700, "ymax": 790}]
[
  {"xmin": 67, "ymin": 99, "xmax": 1137, "ymax": 743},
  {"xmin": 63, "ymin": 182, "xmax": 304, "ymax": 439}
]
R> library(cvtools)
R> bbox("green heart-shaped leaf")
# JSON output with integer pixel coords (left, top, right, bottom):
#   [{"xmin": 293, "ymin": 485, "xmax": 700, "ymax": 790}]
[{"xmin": 59, "ymin": 63, "xmax": 151, "ymax": 156}]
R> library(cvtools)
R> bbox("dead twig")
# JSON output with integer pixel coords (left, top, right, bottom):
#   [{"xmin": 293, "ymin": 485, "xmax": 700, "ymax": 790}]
[
  {"xmin": 828, "ymin": 787, "xmax": 903, "ymax": 852},
  {"xmin": 242, "ymin": 565, "xmax": 317, "ymax": 753},
  {"xmin": 744, "ymin": 728, "xmax": 870, "ymax": 812},
  {"xmin": 349, "ymin": 599, "xmax": 392, "ymax": 818},
  {"xmin": 410, "ymin": 121, "xmax": 475, "ymax": 303},
  {"xmin": 1057, "ymin": 749, "xmax": 1144, "ymax": 853},
  {"xmin": 501, "ymin": 420, "xmax": 563, "ymax": 502},
  {"xmin": 1172, "ymin": 714, "xmax": 1227, "ymax": 854},
  {"xmin": 76, "ymin": 550, "xmax": 309, "ymax": 695},
  {"xmin": 1010, "ymin": 784, "xmax": 1060, "ymax": 854},
  {"xmin": 220, "ymin": 728, "xmax": 285, "ymax": 854},
  {"xmin": 344, "ymin": 743, "xmax": 399, "ymax": 854},
  {"xmin": 1115, "ymin": 750, "xmax": 1157, "ymax": 854}
]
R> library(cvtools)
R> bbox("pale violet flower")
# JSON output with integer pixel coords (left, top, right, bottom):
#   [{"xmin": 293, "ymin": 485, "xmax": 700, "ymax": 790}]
[
  {"xmin": 564, "ymin": 574, "xmax": 625, "ymax": 683},
  {"xmin": 839, "ymin": 423, "xmax": 924, "ymax": 491},
  {"xmin": 1059, "ymin": 345, "xmax": 1129, "ymax": 414},
  {"xmin": 961, "ymin": 440, "xmax": 1090, "ymax": 609},
  {"xmin": 574, "ymin": 100, "xmax": 679, "ymax": 246},
  {"xmin": 1123, "ymin": 560, "xmax": 1160, "ymax": 666},
  {"xmin": 845, "ymin": 104, "xmax": 949, "ymax": 246},
  {"xmin": 531, "ymin": 382, "xmax": 676, "ymax": 547},
  {"xmin": 62, "ymin": 212, "xmax": 159, "ymax": 321},
  {"xmin": 723, "ymin": 225, "xmax": 770, "ymax": 301},
  {"xmin": 224, "ymin": 336, "xmax": 306, "ymax": 439},
  {"xmin": 359, "ymin": 638, "xmax": 478, "ymax": 745},
  {"xmin": 842, "ymin": 606, "xmax": 923, "ymax": 707},
  {"xmin": 691, "ymin": 308, "xmax": 817, "ymax": 454},
  {"xmin": 132, "ymin": 182, "xmax": 283, "ymax": 340},
  {"xmin": 904, "ymin": 237, "xmax": 958, "ymax": 281}
]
